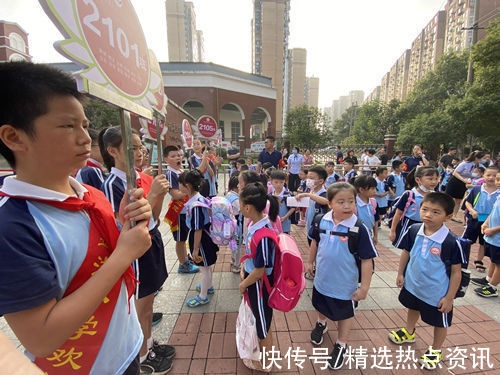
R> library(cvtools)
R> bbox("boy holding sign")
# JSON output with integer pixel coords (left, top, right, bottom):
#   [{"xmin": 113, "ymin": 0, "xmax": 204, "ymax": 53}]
[{"xmin": 0, "ymin": 62, "xmax": 152, "ymax": 375}]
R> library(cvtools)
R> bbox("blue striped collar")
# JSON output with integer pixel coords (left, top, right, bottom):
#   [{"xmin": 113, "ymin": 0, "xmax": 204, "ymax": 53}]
[{"xmin": 248, "ymin": 215, "xmax": 271, "ymax": 235}]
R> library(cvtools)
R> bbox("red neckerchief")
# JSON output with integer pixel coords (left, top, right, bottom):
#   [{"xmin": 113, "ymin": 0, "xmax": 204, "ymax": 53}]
[
  {"xmin": 86, "ymin": 159, "xmax": 104, "ymax": 172},
  {"xmin": 0, "ymin": 185, "xmax": 136, "ymax": 374}
]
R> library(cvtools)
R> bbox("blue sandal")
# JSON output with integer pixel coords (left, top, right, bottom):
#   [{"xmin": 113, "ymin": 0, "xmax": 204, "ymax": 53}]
[
  {"xmin": 195, "ymin": 284, "xmax": 215, "ymax": 295},
  {"xmin": 186, "ymin": 295, "xmax": 210, "ymax": 307}
]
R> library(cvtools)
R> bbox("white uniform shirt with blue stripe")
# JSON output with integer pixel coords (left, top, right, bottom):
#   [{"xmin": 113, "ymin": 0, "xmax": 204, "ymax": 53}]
[
  {"xmin": 356, "ymin": 195, "xmax": 378, "ymax": 231},
  {"xmin": 375, "ymin": 177, "xmax": 389, "ymax": 208},
  {"xmin": 310, "ymin": 213, "xmax": 378, "ymax": 300},
  {"xmin": 470, "ymin": 185, "xmax": 500, "ymax": 222},
  {"xmin": 485, "ymin": 197, "xmax": 500, "ymax": 247},
  {"xmin": 387, "ymin": 172, "xmax": 405, "ymax": 200},
  {"xmin": 244, "ymin": 216, "xmax": 276, "ymax": 276},
  {"xmin": 0, "ymin": 177, "xmax": 142, "ymax": 375},
  {"xmin": 399, "ymin": 224, "xmax": 463, "ymax": 308}
]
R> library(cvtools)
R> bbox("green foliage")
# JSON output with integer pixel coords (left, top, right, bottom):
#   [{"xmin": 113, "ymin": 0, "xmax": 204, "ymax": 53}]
[
  {"xmin": 284, "ymin": 105, "xmax": 334, "ymax": 150},
  {"xmin": 84, "ymin": 98, "xmax": 120, "ymax": 130}
]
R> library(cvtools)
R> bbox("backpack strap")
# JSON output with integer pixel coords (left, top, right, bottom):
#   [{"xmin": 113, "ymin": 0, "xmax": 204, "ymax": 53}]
[
  {"xmin": 240, "ymin": 227, "xmax": 279, "ymax": 295},
  {"xmin": 369, "ymin": 198, "xmax": 377, "ymax": 215},
  {"xmin": 472, "ymin": 188, "xmax": 481, "ymax": 207},
  {"xmin": 401, "ymin": 191, "xmax": 415, "ymax": 220}
]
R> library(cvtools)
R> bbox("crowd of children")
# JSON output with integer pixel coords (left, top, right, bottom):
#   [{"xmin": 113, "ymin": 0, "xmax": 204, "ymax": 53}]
[{"xmin": 1, "ymin": 62, "xmax": 500, "ymax": 374}]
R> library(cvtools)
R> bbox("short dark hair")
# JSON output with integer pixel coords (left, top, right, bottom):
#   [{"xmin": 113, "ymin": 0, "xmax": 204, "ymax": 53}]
[
  {"xmin": 0, "ymin": 62, "xmax": 85, "ymax": 168},
  {"xmin": 343, "ymin": 159, "xmax": 354, "ymax": 167},
  {"xmin": 486, "ymin": 166, "xmax": 499, "ymax": 173},
  {"xmin": 392, "ymin": 160, "xmax": 404, "ymax": 169},
  {"xmin": 163, "ymin": 145, "xmax": 179, "ymax": 157},
  {"xmin": 270, "ymin": 170, "xmax": 286, "ymax": 181},
  {"xmin": 265, "ymin": 135, "xmax": 275, "ymax": 142},
  {"xmin": 421, "ymin": 192, "xmax": 455, "ymax": 215},
  {"xmin": 228, "ymin": 175, "xmax": 239, "ymax": 191},
  {"xmin": 179, "ymin": 169, "xmax": 205, "ymax": 192},
  {"xmin": 449, "ymin": 147, "xmax": 457, "ymax": 152},
  {"xmin": 353, "ymin": 175, "xmax": 377, "ymax": 192},
  {"xmin": 262, "ymin": 162, "xmax": 273, "ymax": 170},
  {"xmin": 236, "ymin": 158, "xmax": 245, "ymax": 165},
  {"xmin": 375, "ymin": 166, "xmax": 388, "ymax": 176},
  {"xmin": 309, "ymin": 166, "xmax": 327, "ymax": 182},
  {"xmin": 240, "ymin": 164, "xmax": 249, "ymax": 171},
  {"xmin": 326, "ymin": 182, "xmax": 356, "ymax": 201},
  {"xmin": 325, "ymin": 161, "xmax": 335, "ymax": 167},
  {"xmin": 368, "ymin": 149, "xmax": 376, "ymax": 155}
]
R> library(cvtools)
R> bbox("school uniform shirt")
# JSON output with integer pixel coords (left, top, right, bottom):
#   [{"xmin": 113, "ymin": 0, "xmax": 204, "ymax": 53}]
[
  {"xmin": 343, "ymin": 169, "xmax": 357, "ymax": 181},
  {"xmin": 0, "ymin": 176, "xmax": 142, "ymax": 374},
  {"xmin": 287, "ymin": 154, "xmax": 304, "ymax": 175},
  {"xmin": 386, "ymin": 172, "xmax": 405, "ymax": 201},
  {"xmin": 466, "ymin": 185, "xmax": 500, "ymax": 222},
  {"xmin": 75, "ymin": 158, "xmax": 106, "ymax": 191},
  {"xmin": 398, "ymin": 224, "xmax": 463, "ymax": 307},
  {"xmin": 325, "ymin": 172, "xmax": 341, "ymax": 188},
  {"xmin": 440, "ymin": 170, "xmax": 453, "ymax": 190},
  {"xmin": 102, "ymin": 168, "xmax": 157, "ymax": 230},
  {"xmin": 356, "ymin": 196, "xmax": 380, "ymax": 231},
  {"xmin": 306, "ymin": 186, "xmax": 328, "ymax": 239},
  {"xmin": 485, "ymin": 197, "xmax": 500, "ymax": 247},
  {"xmin": 244, "ymin": 216, "xmax": 276, "ymax": 276},
  {"xmin": 455, "ymin": 161, "xmax": 476, "ymax": 179},
  {"xmin": 395, "ymin": 188, "xmax": 424, "ymax": 222},
  {"xmin": 272, "ymin": 187, "xmax": 292, "ymax": 233},
  {"xmin": 308, "ymin": 212, "xmax": 378, "ymax": 300},
  {"xmin": 298, "ymin": 180, "xmax": 307, "ymax": 192},
  {"xmin": 375, "ymin": 177, "xmax": 389, "ymax": 208},
  {"xmin": 185, "ymin": 193, "xmax": 219, "ymax": 266},
  {"xmin": 165, "ymin": 166, "xmax": 187, "ymax": 214}
]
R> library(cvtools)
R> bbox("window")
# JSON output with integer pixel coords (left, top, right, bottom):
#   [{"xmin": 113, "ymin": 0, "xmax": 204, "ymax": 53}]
[
  {"xmin": 219, "ymin": 120, "xmax": 225, "ymax": 139},
  {"xmin": 231, "ymin": 121, "xmax": 240, "ymax": 142},
  {"xmin": 9, "ymin": 33, "xmax": 26, "ymax": 53}
]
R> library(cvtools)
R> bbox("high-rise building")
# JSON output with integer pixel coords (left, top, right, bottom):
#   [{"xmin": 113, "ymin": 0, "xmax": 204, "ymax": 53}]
[
  {"xmin": 349, "ymin": 90, "xmax": 364, "ymax": 107},
  {"xmin": 166, "ymin": 0, "xmax": 204, "ymax": 62},
  {"xmin": 0, "ymin": 21, "xmax": 31, "ymax": 62},
  {"xmin": 306, "ymin": 77, "xmax": 320, "ymax": 108},
  {"xmin": 365, "ymin": 86, "xmax": 381, "ymax": 103},
  {"xmin": 252, "ymin": 0, "xmax": 291, "ymax": 137},
  {"xmin": 380, "ymin": 72, "xmax": 391, "ymax": 102},
  {"xmin": 287, "ymin": 48, "xmax": 307, "ymax": 109},
  {"xmin": 332, "ymin": 100, "xmax": 340, "ymax": 121},
  {"xmin": 395, "ymin": 49, "xmax": 411, "ymax": 101}
]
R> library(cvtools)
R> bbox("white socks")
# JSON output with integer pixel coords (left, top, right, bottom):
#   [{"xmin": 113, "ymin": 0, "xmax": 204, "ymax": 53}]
[
  {"xmin": 318, "ymin": 319, "xmax": 326, "ymax": 326},
  {"xmin": 200, "ymin": 266, "xmax": 212, "ymax": 299}
]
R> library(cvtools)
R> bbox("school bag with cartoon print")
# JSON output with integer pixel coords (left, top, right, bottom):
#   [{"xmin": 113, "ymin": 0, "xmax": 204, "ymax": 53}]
[
  {"xmin": 311, "ymin": 215, "xmax": 375, "ymax": 282},
  {"xmin": 186, "ymin": 196, "xmax": 238, "ymax": 251},
  {"xmin": 406, "ymin": 223, "xmax": 471, "ymax": 298}
]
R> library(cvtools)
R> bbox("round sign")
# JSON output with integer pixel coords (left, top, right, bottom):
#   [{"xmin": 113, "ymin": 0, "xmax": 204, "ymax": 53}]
[
  {"xmin": 183, "ymin": 119, "xmax": 193, "ymax": 148},
  {"xmin": 76, "ymin": 0, "xmax": 150, "ymax": 97},
  {"xmin": 196, "ymin": 115, "xmax": 217, "ymax": 138},
  {"xmin": 146, "ymin": 119, "xmax": 165, "ymax": 140}
]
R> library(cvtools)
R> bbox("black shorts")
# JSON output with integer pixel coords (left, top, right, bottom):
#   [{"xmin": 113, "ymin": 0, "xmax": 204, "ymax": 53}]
[
  {"xmin": 134, "ymin": 227, "xmax": 168, "ymax": 299},
  {"xmin": 172, "ymin": 214, "xmax": 188, "ymax": 242},
  {"xmin": 484, "ymin": 242, "xmax": 500, "ymax": 264},
  {"xmin": 246, "ymin": 272, "xmax": 274, "ymax": 339},
  {"xmin": 463, "ymin": 218, "xmax": 485, "ymax": 245},
  {"xmin": 399, "ymin": 287, "xmax": 453, "ymax": 328},
  {"xmin": 188, "ymin": 230, "xmax": 219, "ymax": 267},
  {"xmin": 445, "ymin": 176, "xmax": 467, "ymax": 199},
  {"xmin": 312, "ymin": 287, "xmax": 358, "ymax": 322},
  {"xmin": 121, "ymin": 354, "xmax": 139, "ymax": 375},
  {"xmin": 377, "ymin": 206, "xmax": 388, "ymax": 217}
]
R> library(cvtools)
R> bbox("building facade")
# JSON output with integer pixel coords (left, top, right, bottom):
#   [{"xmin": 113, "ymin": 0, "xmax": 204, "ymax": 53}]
[
  {"xmin": 287, "ymin": 48, "xmax": 307, "ymax": 109},
  {"xmin": 252, "ymin": 0, "xmax": 291, "ymax": 137},
  {"xmin": 165, "ymin": 0, "xmax": 204, "ymax": 62},
  {"xmin": 0, "ymin": 21, "xmax": 31, "ymax": 62},
  {"xmin": 306, "ymin": 77, "xmax": 320, "ymax": 108}
]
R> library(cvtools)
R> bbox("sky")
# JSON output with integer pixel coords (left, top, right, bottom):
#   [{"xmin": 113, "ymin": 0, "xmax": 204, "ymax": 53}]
[{"xmin": 2, "ymin": 0, "xmax": 446, "ymax": 108}]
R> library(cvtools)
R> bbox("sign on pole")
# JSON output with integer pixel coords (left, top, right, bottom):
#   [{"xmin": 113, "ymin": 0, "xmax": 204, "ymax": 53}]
[
  {"xmin": 182, "ymin": 119, "xmax": 193, "ymax": 149},
  {"xmin": 196, "ymin": 115, "xmax": 217, "ymax": 139}
]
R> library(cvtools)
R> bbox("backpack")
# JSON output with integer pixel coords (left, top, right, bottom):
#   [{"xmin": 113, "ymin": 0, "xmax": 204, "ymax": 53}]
[
  {"xmin": 385, "ymin": 190, "xmax": 416, "ymax": 226},
  {"xmin": 240, "ymin": 228, "xmax": 306, "ymax": 312},
  {"xmin": 355, "ymin": 198, "xmax": 377, "ymax": 216},
  {"xmin": 311, "ymin": 215, "xmax": 375, "ymax": 282},
  {"xmin": 186, "ymin": 196, "xmax": 238, "ymax": 251},
  {"xmin": 406, "ymin": 223, "xmax": 471, "ymax": 298}
]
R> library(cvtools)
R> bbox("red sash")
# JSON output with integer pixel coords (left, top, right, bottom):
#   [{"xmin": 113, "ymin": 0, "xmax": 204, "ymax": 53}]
[
  {"xmin": 0, "ymin": 186, "xmax": 136, "ymax": 374},
  {"xmin": 86, "ymin": 160, "xmax": 105, "ymax": 172},
  {"xmin": 164, "ymin": 196, "xmax": 189, "ymax": 231}
]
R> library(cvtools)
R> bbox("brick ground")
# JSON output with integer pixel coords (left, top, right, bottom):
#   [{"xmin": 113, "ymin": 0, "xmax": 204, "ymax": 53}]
[{"xmin": 166, "ymin": 219, "xmax": 499, "ymax": 374}]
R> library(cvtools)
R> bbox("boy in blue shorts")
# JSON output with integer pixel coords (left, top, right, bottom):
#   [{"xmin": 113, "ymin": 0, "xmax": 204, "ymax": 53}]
[
  {"xmin": 390, "ymin": 192, "xmax": 464, "ymax": 370},
  {"xmin": 0, "ymin": 62, "xmax": 152, "ymax": 375},
  {"xmin": 163, "ymin": 145, "xmax": 199, "ymax": 274}
]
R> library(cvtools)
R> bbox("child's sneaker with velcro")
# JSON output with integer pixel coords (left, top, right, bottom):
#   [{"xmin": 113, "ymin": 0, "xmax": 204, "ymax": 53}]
[
  {"xmin": 388, "ymin": 328, "xmax": 416, "ymax": 344},
  {"xmin": 328, "ymin": 342, "xmax": 347, "ymax": 370},
  {"xmin": 418, "ymin": 347, "xmax": 442, "ymax": 370},
  {"xmin": 476, "ymin": 285, "xmax": 498, "ymax": 297},
  {"xmin": 310, "ymin": 321, "xmax": 327, "ymax": 345},
  {"xmin": 140, "ymin": 349, "xmax": 173, "ymax": 374}
]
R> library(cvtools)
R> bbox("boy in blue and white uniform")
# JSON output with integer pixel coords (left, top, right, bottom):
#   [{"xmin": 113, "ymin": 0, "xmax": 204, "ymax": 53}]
[
  {"xmin": 390, "ymin": 192, "xmax": 464, "ymax": 370},
  {"xmin": 342, "ymin": 159, "xmax": 357, "ymax": 182},
  {"xmin": 270, "ymin": 170, "xmax": 294, "ymax": 234},
  {"xmin": 386, "ymin": 160, "xmax": 405, "ymax": 208},
  {"xmin": 374, "ymin": 166, "xmax": 390, "ymax": 220},
  {"xmin": 325, "ymin": 161, "xmax": 341, "ymax": 187}
]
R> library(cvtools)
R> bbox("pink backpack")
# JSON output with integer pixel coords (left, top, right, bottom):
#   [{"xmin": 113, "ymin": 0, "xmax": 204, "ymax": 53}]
[{"xmin": 240, "ymin": 228, "xmax": 306, "ymax": 312}]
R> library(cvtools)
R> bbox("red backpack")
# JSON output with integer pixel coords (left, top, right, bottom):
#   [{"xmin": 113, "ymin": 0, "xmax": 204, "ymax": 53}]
[{"xmin": 240, "ymin": 228, "xmax": 306, "ymax": 312}]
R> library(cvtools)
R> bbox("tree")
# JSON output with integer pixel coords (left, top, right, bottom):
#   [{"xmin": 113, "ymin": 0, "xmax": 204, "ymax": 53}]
[
  {"xmin": 284, "ymin": 105, "xmax": 333, "ymax": 150},
  {"xmin": 84, "ymin": 98, "xmax": 120, "ymax": 130},
  {"xmin": 333, "ymin": 106, "xmax": 358, "ymax": 142}
]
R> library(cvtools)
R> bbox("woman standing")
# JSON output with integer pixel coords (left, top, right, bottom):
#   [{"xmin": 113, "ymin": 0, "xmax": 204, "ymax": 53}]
[
  {"xmin": 287, "ymin": 146, "xmax": 304, "ymax": 192},
  {"xmin": 445, "ymin": 151, "xmax": 485, "ymax": 222},
  {"xmin": 303, "ymin": 149, "xmax": 314, "ymax": 167},
  {"xmin": 344, "ymin": 150, "xmax": 358, "ymax": 166}
]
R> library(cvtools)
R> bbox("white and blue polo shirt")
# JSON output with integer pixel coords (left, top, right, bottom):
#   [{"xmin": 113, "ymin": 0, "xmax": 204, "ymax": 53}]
[
  {"xmin": 387, "ymin": 172, "xmax": 405, "ymax": 201},
  {"xmin": 244, "ymin": 216, "xmax": 276, "ymax": 276},
  {"xmin": 399, "ymin": 224, "xmax": 463, "ymax": 307},
  {"xmin": 309, "ymin": 213, "xmax": 378, "ymax": 301},
  {"xmin": 0, "ymin": 176, "xmax": 142, "ymax": 375},
  {"xmin": 356, "ymin": 196, "xmax": 379, "ymax": 231},
  {"xmin": 466, "ymin": 185, "xmax": 500, "ymax": 222},
  {"xmin": 306, "ymin": 187, "xmax": 327, "ymax": 240},
  {"xmin": 485, "ymin": 197, "xmax": 500, "ymax": 247},
  {"xmin": 75, "ymin": 159, "xmax": 105, "ymax": 191},
  {"xmin": 375, "ymin": 177, "xmax": 389, "ymax": 208}
]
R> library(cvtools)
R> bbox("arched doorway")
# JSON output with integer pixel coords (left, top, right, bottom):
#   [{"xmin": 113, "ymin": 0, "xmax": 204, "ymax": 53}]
[
  {"xmin": 250, "ymin": 107, "xmax": 271, "ymax": 141},
  {"xmin": 182, "ymin": 100, "xmax": 205, "ymax": 122},
  {"xmin": 220, "ymin": 103, "xmax": 244, "ymax": 141}
]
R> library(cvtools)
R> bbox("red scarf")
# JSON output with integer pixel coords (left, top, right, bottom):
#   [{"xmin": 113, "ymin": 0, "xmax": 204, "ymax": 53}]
[{"xmin": 0, "ymin": 185, "xmax": 136, "ymax": 374}]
